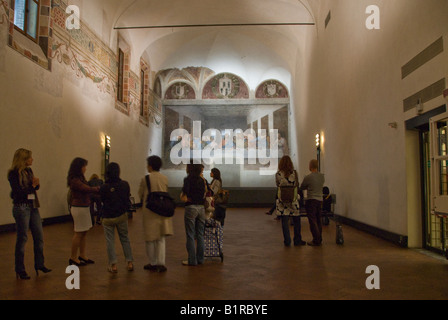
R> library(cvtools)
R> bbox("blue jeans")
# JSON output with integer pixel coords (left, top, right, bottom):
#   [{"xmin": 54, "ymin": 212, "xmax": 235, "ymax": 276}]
[
  {"xmin": 103, "ymin": 218, "xmax": 133, "ymax": 265},
  {"xmin": 13, "ymin": 204, "xmax": 45, "ymax": 273},
  {"xmin": 281, "ymin": 215, "xmax": 303, "ymax": 246},
  {"xmin": 184, "ymin": 205, "xmax": 206, "ymax": 265}
]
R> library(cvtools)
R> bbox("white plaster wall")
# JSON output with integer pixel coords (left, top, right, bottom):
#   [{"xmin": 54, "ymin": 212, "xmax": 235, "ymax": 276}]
[
  {"xmin": 154, "ymin": 30, "xmax": 293, "ymax": 94},
  {"xmin": 296, "ymin": 0, "xmax": 448, "ymax": 236}
]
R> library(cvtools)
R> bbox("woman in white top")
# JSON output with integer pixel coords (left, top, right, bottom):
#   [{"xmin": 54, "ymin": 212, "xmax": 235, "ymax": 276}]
[{"xmin": 138, "ymin": 156, "xmax": 173, "ymax": 273}]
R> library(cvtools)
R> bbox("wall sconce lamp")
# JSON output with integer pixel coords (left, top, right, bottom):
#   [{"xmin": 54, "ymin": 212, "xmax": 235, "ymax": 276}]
[
  {"xmin": 416, "ymin": 98, "xmax": 424, "ymax": 115},
  {"xmin": 316, "ymin": 133, "xmax": 321, "ymax": 172},
  {"xmin": 105, "ymin": 135, "xmax": 111, "ymax": 169}
]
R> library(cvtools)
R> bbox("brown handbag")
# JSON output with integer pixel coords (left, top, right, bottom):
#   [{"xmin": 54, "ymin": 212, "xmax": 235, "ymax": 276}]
[{"xmin": 278, "ymin": 171, "xmax": 298, "ymax": 203}]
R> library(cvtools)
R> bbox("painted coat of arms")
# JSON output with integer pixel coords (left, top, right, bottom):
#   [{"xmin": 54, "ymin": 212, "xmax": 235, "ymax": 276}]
[
  {"xmin": 266, "ymin": 83, "xmax": 278, "ymax": 97},
  {"xmin": 256, "ymin": 80, "xmax": 289, "ymax": 99},
  {"xmin": 212, "ymin": 74, "xmax": 240, "ymax": 99}
]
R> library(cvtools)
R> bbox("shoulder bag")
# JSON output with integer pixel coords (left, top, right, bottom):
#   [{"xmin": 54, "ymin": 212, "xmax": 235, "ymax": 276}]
[{"xmin": 145, "ymin": 175, "xmax": 176, "ymax": 218}]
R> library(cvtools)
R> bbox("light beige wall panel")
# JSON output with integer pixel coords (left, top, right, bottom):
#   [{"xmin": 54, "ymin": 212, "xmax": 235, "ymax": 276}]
[{"xmin": 296, "ymin": 0, "xmax": 448, "ymax": 236}]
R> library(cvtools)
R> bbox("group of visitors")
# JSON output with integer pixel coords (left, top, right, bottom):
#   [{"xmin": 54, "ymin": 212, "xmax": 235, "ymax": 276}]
[
  {"xmin": 7, "ymin": 147, "xmax": 323, "ymax": 281},
  {"xmin": 7, "ymin": 149, "xmax": 226, "ymax": 279}
]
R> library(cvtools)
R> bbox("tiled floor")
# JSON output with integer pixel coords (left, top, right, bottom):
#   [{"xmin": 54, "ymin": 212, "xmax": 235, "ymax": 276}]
[{"xmin": 0, "ymin": 208, "xmax": 447, "ymax": 300}]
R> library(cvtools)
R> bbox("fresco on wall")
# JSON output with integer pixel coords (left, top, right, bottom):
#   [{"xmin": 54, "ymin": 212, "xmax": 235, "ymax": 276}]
[
  {"xmin": 163, "ymin": 104, "xmax": 289, "ymax": 165},
  {"xmin": 45, "ymin": 0, "xmax": 163, "ymax": 127},
  {"xmin": 160, "ymin": 68, "xmax": 290, "ymax": 185},
  {"xmin": 256, "ymin": 80, "xmax": 289, "ymax": 99},
  {"xmin": 165, "ymin": 82, "xmax": 196, "ymax": 100},
  {"xmin": 202, "ymin": 73, "xmax": 249, "ymax": 99}
]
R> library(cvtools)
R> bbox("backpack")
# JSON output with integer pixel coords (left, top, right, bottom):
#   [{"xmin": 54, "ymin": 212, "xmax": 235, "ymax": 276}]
[
  {"xmin": 145, "ymin": 175, "xmax": 176, "ymax": 218},
  {"xmin": 322, "ymin": 186, "xmax": 332, "ymax": 212},
  {"xmin": 278, "ymin": 171, "xmax": 299, "ymax": 204}
]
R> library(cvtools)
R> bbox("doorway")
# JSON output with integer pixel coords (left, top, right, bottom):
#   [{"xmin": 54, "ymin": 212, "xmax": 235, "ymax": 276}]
[
  {"xmin": 427, "ymin": 113, "xmax": 448, "ymax": 256},
  {"xmin": 420, "ymin": 129, "xmax": 448, "ymax": 255},
  {"xmin": 406, "ymin": 105, "xmax": 448, "ymax": 257}
]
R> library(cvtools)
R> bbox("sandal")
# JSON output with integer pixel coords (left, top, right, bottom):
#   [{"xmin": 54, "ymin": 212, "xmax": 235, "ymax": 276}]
[{"xmin": 108, "ymin": 264, "xmax": 118, "ymax": 273}]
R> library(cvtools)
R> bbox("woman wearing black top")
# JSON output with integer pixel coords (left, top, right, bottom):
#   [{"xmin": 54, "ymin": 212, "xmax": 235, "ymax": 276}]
[
  {"xmin": 99, "ymin": 163, "xmax": 134, "ymax": 273},
  {"xmin": 181, "ymin": 163, "xmax": 206, "ymax": 266},
  {"xmin": 7, "ymin": 148, "xmax": 51, "ymax": 280}
]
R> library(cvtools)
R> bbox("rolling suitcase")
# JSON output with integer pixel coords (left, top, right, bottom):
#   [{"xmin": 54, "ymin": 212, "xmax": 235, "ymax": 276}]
[{"xmin": 204, "ymin": 218, "xmax": 224, "ymax": 262}]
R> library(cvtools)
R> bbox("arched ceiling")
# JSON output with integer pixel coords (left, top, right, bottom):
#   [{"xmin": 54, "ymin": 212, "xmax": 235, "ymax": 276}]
[{"xmin": 96, "ymin": 0, "xmax": 316, "ymax": 88}]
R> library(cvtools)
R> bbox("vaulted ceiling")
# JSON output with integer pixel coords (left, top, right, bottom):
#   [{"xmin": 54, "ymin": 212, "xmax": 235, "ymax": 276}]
[{"xmin": 91, "ymin": 0, "xmax": 317, "ymax": 88}]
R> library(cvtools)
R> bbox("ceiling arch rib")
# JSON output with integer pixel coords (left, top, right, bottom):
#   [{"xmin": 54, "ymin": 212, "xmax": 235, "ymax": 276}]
[
  {"xmin": 147, "ymin": 29, "xmax": 295, "ymax": 91},
  {"xmin": 113, "ymin": 0, "xmax": 315, "ymax": 29},
  {"xmin": 111, "ymin": 0, "xmax": 316, "ymax": 78}
]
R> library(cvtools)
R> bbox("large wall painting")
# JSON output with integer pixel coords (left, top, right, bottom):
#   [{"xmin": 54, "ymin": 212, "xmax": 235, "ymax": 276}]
[{"xmin": 159, "ymin": 67, "xmax": 291, "ymax": 187}]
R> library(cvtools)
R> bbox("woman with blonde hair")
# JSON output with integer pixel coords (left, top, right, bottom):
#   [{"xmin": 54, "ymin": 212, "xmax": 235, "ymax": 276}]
[
  {"xmin": 7, "ymin": 148, "xmax": 51, "ymax": 279},
  {"xmin": 275, "ymin": 155, "xmax": 305, "ymax": 247}
]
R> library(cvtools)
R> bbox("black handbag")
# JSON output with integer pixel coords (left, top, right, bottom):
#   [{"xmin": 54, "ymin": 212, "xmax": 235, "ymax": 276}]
[
  {"xmin": 145, "ymin": 175, "xmax": 176, "ymax": 218},
  {"xmin": 215, "ymin": 189, "xmax": 230, "ymax": 205}
]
